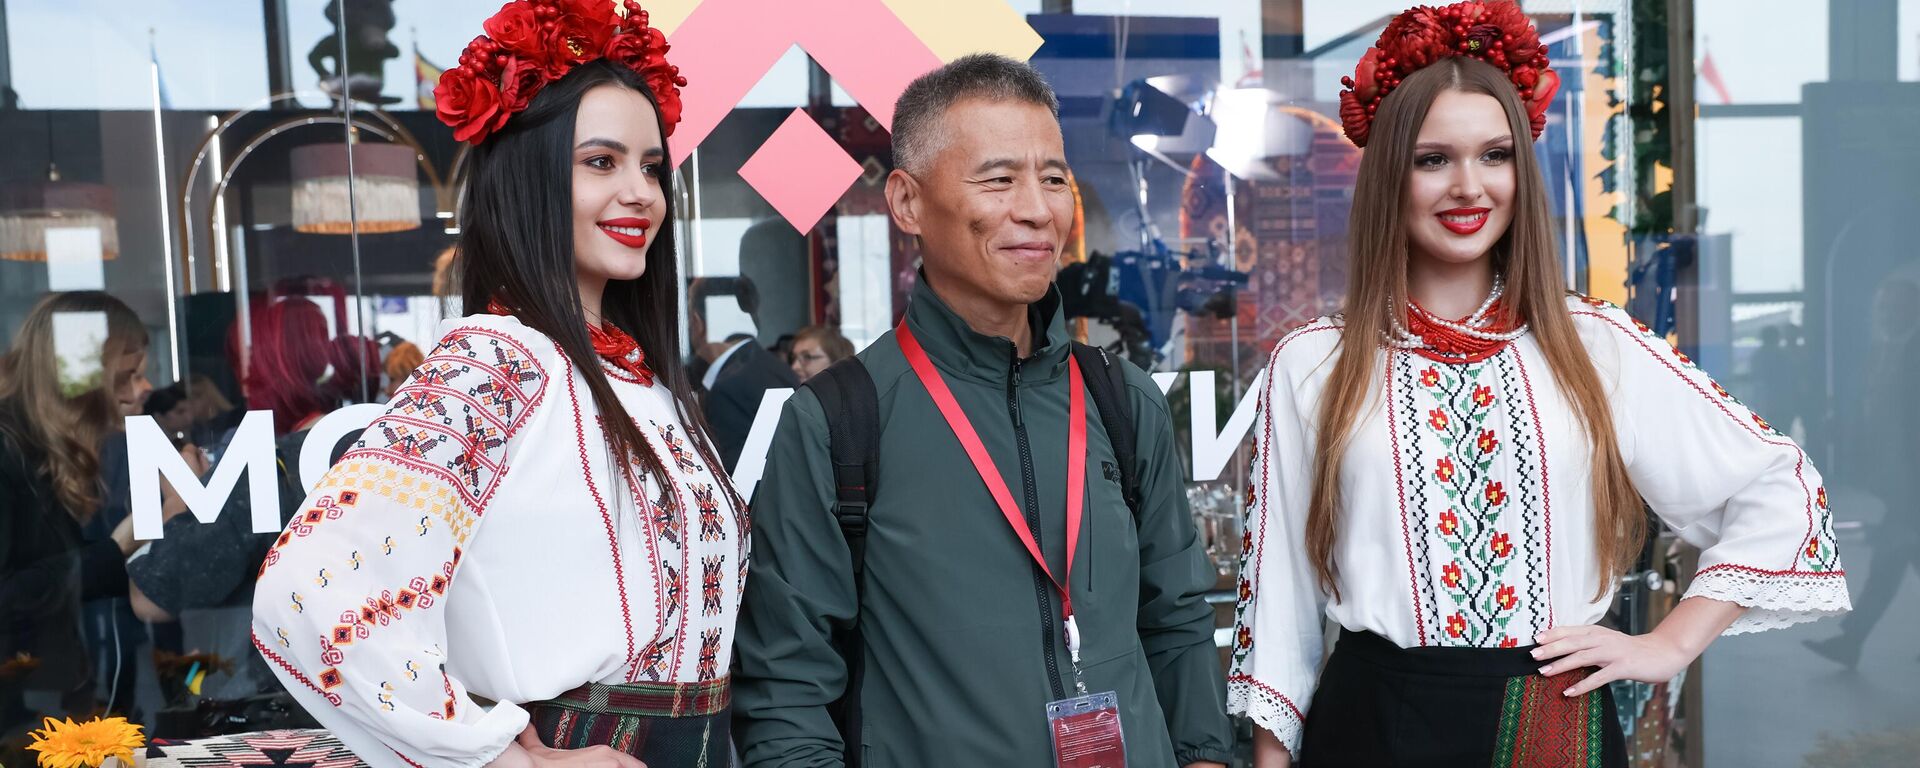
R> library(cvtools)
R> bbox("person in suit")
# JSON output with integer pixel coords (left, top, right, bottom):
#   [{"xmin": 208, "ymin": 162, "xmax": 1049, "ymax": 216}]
[{"xmin": 702, "ymin": 332, "xmax": 797, "ymax": 471}]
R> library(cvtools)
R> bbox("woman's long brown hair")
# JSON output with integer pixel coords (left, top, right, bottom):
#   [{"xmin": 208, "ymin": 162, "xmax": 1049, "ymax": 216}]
[
  {"xmin": 0, "ymin": 291, "xmax": 149, "ymax": 522},
  {"xmin": 1307, "ymin": 57, "xmax": 1643, "ymax": 602}
]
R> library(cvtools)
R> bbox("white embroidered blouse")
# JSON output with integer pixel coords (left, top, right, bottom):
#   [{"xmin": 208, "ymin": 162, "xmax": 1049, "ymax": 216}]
[
  {"xmin": 1226, "ymin": 297, "xmax": 1850, "ymax": 755},
  {"xmin": 251, "ymin": 314, "xmax": 747, "ymax": 768}
]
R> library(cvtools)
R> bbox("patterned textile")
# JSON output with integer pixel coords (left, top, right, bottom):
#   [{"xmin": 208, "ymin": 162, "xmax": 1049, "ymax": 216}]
[
  {"xmin": 1493, "ymin": 669, "xmax": 1607, "ymax": 768},
  {"xmin": 528, "ymin": 677, "xmax": 731, "ymax": 767},
  {"xmin": 140, "ymin": 729, "xmax": 365, "ymax": 768}
]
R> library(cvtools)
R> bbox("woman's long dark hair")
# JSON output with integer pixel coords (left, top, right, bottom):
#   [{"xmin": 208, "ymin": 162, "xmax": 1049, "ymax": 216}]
[{"xmin": 456, "ymin": 60, "xmax": 739, "ymax": 515}]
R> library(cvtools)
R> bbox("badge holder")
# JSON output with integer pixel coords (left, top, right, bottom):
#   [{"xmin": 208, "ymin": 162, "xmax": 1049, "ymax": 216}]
[{"xmin": 1046, "ymin": 616, "xmax": 1126, "ymax": 768}]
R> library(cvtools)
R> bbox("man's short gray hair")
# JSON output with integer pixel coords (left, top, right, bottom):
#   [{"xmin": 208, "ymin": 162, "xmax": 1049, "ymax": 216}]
[{"xmin": 891, "ymin": 54, "xmax": 1059, "ymax": 175}]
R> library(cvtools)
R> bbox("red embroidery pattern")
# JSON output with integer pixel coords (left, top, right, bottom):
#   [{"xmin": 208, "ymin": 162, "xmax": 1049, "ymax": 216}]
[
  {"xmin": 1404, "ymin": 351, "xmax": 1531, "ymax": 648},
  {"xmin": 1510, "ymin": 349, "xmax": 1554, "ymax": 630},
  {"xmin": 1227, "ymin": 674, "xmax": 1306, "ymax": 722},
  {"xmin": 636, "ymin": 637, "xmax": 674, "ymax": 682},
  {"xmin": 656, "ymin": 422, "xmax": 700, "ymax": 474},
  {"xmin": 701, "ymin": 555, "xmax": 725, "ymax": 617},
  {"xmin": 253, "ymin": 630, "xmax": 343, "ymax": 707},
  {"xmin": 697, "ymin": 627, "xmax": 723, "ymax": 681},
  {"xmin": 323, "ymin": 561, "xmax": 456, "ymax": 660},
  {"xmin": 694, "ymin": 485, "xmax": 725, "ymax": 542},
  {"xmin": 1230, "ymin": 321, "xmax": 1344, "ymax": 670},
  {"xmin": 347, "ymin": 327, "xmax": 546, "ymax": 516},
  {"xmin": 1386, "ymin": 355, "xmax": 1430, "ymax": 646},
  {"xmin": 260, "ymin": 491, "xmax": 362, "ymax": 577},
  {"xmin": 572, "ymin": 378, "xmax": 639, "ymax": 681}
]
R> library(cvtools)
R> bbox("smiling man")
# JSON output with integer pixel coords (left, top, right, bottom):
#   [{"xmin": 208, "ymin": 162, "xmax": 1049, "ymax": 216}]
[{"xmin": 732, "ymin": 55, "xmax": 1232, "ymax": 768}]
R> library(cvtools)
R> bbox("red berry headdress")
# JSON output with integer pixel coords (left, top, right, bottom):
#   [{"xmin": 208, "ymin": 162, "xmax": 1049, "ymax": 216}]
[
  {"xmin": 434, "ymin": 0, "xmax": 686, "ymax": 145},
  {"xmin": 1338, "ymin": 1, "xmax": 1560, "ymax": 148}
]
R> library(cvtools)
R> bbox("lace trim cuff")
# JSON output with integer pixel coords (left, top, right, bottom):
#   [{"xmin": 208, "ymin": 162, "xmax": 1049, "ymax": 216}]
[
  {"xmin": 1684, "ymin": 565, "xmax": 1851, "ymax": 635},
  {"xmin": 1227, "ymin": 675, "xmax": 1306, "ymax": 758}
]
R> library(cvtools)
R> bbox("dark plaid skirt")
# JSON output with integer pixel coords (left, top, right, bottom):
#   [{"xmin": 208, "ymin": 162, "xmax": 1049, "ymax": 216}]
[
  {"xmin": 527, "ymin": 676, "xmax": 731, "ymax": 767},
  {"xmin": 1299, "ymin": 630, "xmax": 1625, "ymax": 768}
]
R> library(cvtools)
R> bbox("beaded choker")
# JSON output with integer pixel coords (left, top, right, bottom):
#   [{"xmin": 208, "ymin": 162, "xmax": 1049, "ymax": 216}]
[
  {"xmin": 487, "ymin": 297, "xmax": 655, "ymax": 385},
  {"xmin": 1386, "ymin": 278, "xmax": 1529, "ymax": 364}
]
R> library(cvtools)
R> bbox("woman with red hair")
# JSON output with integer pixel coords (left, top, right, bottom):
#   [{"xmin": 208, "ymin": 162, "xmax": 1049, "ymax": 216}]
[{"xmin": 226, "ymin": 291, "xmax": 380, "ymax": 437}]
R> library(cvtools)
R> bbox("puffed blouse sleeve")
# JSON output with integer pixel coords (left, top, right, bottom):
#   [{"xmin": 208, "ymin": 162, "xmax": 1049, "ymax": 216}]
[
  {"xmin": 1227, "ymin": 322, "xmax": 1340, "ymax": 758},
  {"xmin": 251, "ymin": 316, "xmax": 555, "ymax": 768},
  {"xmin": 1573, "ymin": 298, "xmax": 1850, "ymax": 634}
]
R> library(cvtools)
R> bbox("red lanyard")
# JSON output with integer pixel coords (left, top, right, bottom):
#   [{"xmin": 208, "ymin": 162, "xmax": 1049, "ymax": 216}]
[{"xmin": 897, "ymin": 322, "xmax": 1087, "ymax": 640}]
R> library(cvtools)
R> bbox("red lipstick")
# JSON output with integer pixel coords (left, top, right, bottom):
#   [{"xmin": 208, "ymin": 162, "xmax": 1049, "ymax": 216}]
[
  {"xmin": 598, "ymin": 217, "xmax": 652, "ymax": 248},
  {"xmin": 1437, "ymin": 207, "xmax": 1490, "ymax": 235}
]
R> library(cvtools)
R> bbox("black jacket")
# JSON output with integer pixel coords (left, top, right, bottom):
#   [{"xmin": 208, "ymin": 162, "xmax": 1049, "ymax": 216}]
[{"xmin": 703, "ymin": 340, "xmax": 799, "ymax": 470}]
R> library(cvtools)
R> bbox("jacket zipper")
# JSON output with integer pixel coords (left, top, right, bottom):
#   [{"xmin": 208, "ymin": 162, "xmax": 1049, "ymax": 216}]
[{"xmin": 1008, "ymin": 352, "xmax": 1067, "ymax": 701}]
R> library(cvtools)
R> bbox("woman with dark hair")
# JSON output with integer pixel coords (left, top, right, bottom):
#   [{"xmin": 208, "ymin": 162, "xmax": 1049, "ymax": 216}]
[
  {"xmin": 144, "ymin": 383, "xmax": 194, "ymax": 446},
  {"xmin": 252, "ymin": 3, "xmax": 743, "ymax": 767},
  {"xmin": 1228, "ymin": 3, "xmax": 1850, "ymax": 766}
]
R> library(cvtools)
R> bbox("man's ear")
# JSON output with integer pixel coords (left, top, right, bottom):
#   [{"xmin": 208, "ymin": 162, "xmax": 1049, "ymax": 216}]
[{"xmin": 885, "ymin": 168, "xmax": 924, "ymax": 237}]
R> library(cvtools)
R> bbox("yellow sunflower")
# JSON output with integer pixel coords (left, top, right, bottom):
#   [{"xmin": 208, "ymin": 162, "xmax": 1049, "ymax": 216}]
[{"xmin": 25, "ymin": 716, "xmax": 145, "ymax": 768}]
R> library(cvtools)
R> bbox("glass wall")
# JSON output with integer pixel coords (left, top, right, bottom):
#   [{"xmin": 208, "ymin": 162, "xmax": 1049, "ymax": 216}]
[
  {"xmin": 1693, "ymin": 1, "xmax": 1920, "ymax": 765},
  {"xmin": 0, "ymin": 1, "xmax": 1913, "ymax": 765}
]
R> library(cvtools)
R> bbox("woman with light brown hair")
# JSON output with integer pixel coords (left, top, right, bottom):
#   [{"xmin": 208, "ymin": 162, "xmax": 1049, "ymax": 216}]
[
  {"xmin": 0, "ymin": 291, "xmax": 155, "ymax": 728},
  {"xmin": 1226, "ymin": 3, "xmax": 1850, "ymax": 766}
]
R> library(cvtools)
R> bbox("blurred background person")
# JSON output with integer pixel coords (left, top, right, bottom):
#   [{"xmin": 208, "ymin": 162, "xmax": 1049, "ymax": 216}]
[
  {"xmin": 184, "ymin": 373, "xmax": 240, "ymax": 450},
  {"xmin": 0, "ymin": 291, "xmax": 169, "ymax": 744},
  {"xmin": 689, "ymin": 276, "xmax": 797, "ymax": 470},
  {"xmin": 380, "ymin": 340, "xmax": 424, "ymax": 400},
  {"xmin": 1806, "ymin": 278, "xmax": 1920, "ymax": 668},
  {"xmin": 787, "ymin": 324, "xmax": 854, "ymax": 383},
  {"xmin": 126, "ymin": 291, "xmax": 381, "ymax": 736},
  {"xmin": 143, "ymin": 383, "xmax": 194, "ymax": 447}
]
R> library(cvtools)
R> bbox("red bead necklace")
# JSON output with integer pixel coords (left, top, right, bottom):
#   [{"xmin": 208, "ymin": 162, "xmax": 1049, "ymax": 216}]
[
  {"xmin": 1400, "ymin": 297, "xmax": 1525, "ymax": 364},
  {"xmin": 488, "ymin": 297, "xmax": 655, "ymax": 385}
]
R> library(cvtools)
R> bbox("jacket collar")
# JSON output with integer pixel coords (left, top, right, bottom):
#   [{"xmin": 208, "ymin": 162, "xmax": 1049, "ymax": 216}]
[{"xmin": 901, "ymin": 270, "xmax": 1071, "ymax": 385}]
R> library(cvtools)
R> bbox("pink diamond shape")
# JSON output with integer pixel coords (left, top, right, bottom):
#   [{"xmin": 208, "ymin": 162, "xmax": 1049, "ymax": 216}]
[{"xmin": 738, "ymin": 109, "xmax": 864, "ymax": 232}]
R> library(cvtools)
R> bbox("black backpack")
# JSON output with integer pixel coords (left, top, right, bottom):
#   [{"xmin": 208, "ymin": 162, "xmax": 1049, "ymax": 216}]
[{"xmin": 801, "ymin": 342, "xmax": 1141, "ymax": 767}]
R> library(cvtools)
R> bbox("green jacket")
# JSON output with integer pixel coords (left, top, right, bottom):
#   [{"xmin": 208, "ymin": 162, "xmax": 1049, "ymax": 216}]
[{"xmin": 733, "ymin": 278, "xmax": 1233, "ymax": 767}]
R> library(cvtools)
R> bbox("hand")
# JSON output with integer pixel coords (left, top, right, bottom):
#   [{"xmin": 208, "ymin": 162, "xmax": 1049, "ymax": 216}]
[
  {"xmin": 111, "ymin": 515, "xmax": 140, "ymax": 557},
  {"xmin": 1252, "ymin": 725, "xmax": 1292, "ymax": 768},
  {"xmin": 485, "ymin": 725, "xmax": 646, "ymax": 768},
  {"xmin": 1531, "ymin": 624, "xmax": 1694, "ymax": 697}
]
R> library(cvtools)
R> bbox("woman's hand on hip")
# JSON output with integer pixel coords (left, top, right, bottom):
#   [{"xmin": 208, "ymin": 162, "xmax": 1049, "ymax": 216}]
[
  {"xmin": 1531, "ymin": 624, "xmax": 1689, "ymax": 696},
  {"xmin": 1533, "ymin": 597, "xmax": 1745, "ymax": 697}
]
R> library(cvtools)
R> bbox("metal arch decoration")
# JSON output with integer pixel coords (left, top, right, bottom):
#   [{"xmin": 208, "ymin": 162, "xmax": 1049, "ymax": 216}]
[{"xmin": 174, "ymin": 92, "xmax": 450, "ymax": 295}]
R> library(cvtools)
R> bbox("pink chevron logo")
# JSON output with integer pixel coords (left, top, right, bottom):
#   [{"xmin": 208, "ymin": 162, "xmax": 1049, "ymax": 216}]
[{"xmin": 665, "ymin": 0, "xmax": 945, "ymax": 230}]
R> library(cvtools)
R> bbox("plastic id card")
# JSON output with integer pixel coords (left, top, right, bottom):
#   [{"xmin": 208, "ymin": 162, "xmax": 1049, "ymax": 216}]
[{"xmin": 1046, "ymin": 690, "xmax": 1127, "ymax": 768}]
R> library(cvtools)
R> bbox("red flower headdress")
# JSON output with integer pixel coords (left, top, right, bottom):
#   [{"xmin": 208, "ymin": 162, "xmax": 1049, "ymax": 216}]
[
  {"xmin": 435, "ymin": 0, "xmax": 686, "ymax": 145},
  {"xmin": 1338, "ymin": 1, "xmax": 1560, "ymax": 148}
]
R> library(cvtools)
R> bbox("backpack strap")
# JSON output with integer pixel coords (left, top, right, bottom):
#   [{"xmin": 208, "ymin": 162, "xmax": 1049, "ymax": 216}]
[
  {"xmin": 1071, "ymin": 343, "xmax": 1140, "ymax": 520},
  {"xmin": 800, "ymin": 357, "xmax": 879, "ymax": 767}
]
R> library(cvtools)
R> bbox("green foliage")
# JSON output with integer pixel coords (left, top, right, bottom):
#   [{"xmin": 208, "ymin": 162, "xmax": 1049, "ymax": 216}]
[{"xmin": 1623, "ymin": 0, "xmax": 1674, "ymax": 236}]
